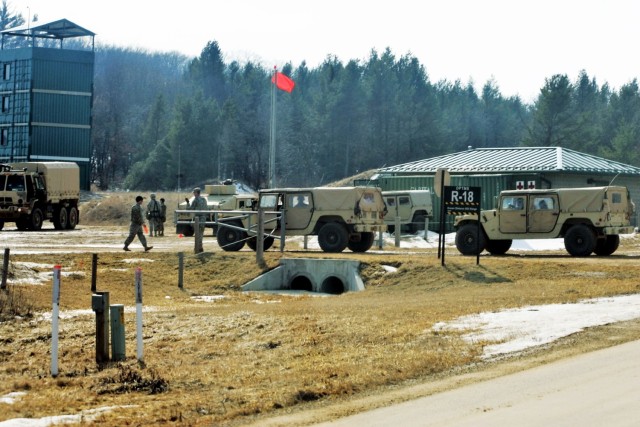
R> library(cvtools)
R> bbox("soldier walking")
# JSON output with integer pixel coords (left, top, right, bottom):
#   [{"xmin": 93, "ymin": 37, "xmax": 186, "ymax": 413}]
[
  {"xmin": 158, "ymin": 198, "xmax": 167, "ymax": 236},
  {"xmin": 124, "ymin": 195, "xmax": 153, "ymax": 252},
  {"xmin": 186, "ymin": 187, "xmax": 208, "ymax": 251}
]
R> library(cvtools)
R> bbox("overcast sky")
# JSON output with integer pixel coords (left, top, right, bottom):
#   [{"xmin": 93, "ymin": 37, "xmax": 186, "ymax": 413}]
[{"xmin": 17, "ymin": 0, "xmax": 640, "ymax": 103}]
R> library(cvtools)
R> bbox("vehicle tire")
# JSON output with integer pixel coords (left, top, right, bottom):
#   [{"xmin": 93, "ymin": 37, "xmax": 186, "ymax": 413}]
[
  {"xmin": 411, "ymin": 214, "xmax": 427, "ymax": 233},
  {"xmin": 67, "ymin": 207, "xmax": 78, "ymax": 230},
  {"xmin": 182, "ymin": 225, "xmax": 195, "ymax": 237},
  {"xmin": 455, "ymin": 223, "xmax": 486, "ymax": 255},
  {"xmin": 564, "ymin": 224, "xmax": 596, "ymax": 256},
  {"xmin": 247, "ymin": 236, "xmax": 275, "ymax": 251},
  {"xmin": 216, "ymin": 222, "xmax": 246, "ymax": 251},
  {"xmin": 16, "ymin": 218, "xmax": 29, "ymax": 231},
  {"xmin": 0, "ymin": 220, "xmax": 4, "ymax": 231},
  {"xmin": 30, "ymin": 208, "xmax": 44, "ymax": 231},
  {"xmin": 594, "ymin": 235, "xmax": 620, "ymax": 256},
  {"xmin": 485, "ymin": 239, "xmax": 512, "ymax": 255},
  {"xmin": 387, "ymin": 224, "xmax": 395, "ymax": 235},
  {"xmin": 318, "ymin": 222, "xmax": 349, "ymax": 253},
  {"xmin": 347, "ymin": 232, "xmax": 375, "ymax": 253},
  {"xmin": 53, "ymin": 207, "xmax": 68, "ymax": 230}
]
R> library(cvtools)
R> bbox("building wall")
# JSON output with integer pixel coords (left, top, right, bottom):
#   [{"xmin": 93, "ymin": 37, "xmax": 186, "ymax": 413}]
[{"xmin": 0, "ymin": 47, "xmax": 94, "ymax": 190}]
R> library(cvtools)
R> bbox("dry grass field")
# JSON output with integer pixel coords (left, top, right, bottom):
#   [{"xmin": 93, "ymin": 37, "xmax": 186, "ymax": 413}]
[{"xmin": 1, "ymin": 191, "xmax": 640, "ymax": 426}]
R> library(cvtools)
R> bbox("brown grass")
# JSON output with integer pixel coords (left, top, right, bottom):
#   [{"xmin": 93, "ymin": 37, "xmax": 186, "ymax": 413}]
[{"xmin": 1, "ymin": 192, "xmax": 640, "ymax": 425}]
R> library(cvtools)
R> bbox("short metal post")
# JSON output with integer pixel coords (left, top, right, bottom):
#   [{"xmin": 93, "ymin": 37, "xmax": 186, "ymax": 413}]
[
  {"xmin": 424, "ymin": 218, "xmax": 429, "ymax": 241},
  {"xmin": 51, "ymin": 265, "xmax": 61, "ymax": 377},
  {"xmin": 135, "ymin": 268, "xmax": 143, "ymax": 362},
  {"xmin": 194, "ymin": 217, "xmax": 203, "ymax": 254},
  {"xmin": 91, "ymin": 253, "xmax": 98, "ymax": 293},
  {"xmin": 110, "ymin": 304, "xmax": 126, "ymax": 361},
  {"xmin": 256, "ymin": 208, "xmax": 265, "ymax": 267},
  {"xmin": 303, "ymin": 235, "xmax": 308, "ymax": 250},
  {"xmin": 178, "ymin": 252, "xmax": 184, "ymax": 289},
  {"xmin": 377, "ymin": 230, "xmax": 383, "ymax": 249},
  {"xmin": 395, "ymin": 216, "xmax": 401, "ymax": 247},
  {"xmin": 1, "ymin": 248, "xmax": 9, "ymax": 290},
  {"xmin": 92, "ymin": 291, "xmax": 109, "ymax": 363}
]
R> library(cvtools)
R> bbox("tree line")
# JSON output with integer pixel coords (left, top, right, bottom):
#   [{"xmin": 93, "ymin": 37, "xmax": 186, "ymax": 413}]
[{"xmin": 2, "ymin": 2, "xmax": 639, "ymax": 191}]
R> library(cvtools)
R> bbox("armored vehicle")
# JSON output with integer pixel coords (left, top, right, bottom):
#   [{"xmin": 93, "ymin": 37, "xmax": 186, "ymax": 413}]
[
  {"xmin": 217, "ymin": 186, "xmax": 388, "ymax": 253},
  {"xmin": 382, "ymin": 190, "xmax": 432, "ymax": 234},
  {"xmin": 454, "ymin": 186, "xmax": 635, "ymax": 257},
  {"xmin": 175, "ymin": 182, "xmax": 257, "ymax": 236},
  {"xmin": 0, "ymin": 162, "xmax": 80, "ymax": 231}
]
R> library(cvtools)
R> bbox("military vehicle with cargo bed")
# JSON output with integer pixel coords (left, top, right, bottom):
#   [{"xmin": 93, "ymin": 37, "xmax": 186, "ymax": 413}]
[
  {"xmin": 382, "ymin": 190, "xmax": 432, "ymax": 234},
  {"xmin": 216, "ymin": 186, "xmax": 388, "ymax": 253},
  {"xmin": 0, "ymin": 162, "xmax": 80, "ymax": 231},
  {"xmin": 454, "ymin": 185, "xmax": 635, "ymax": 257}
]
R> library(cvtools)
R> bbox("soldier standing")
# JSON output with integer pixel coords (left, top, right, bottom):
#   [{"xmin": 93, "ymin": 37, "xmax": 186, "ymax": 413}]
[
  {"xmin": 124, "ymin": 195, "xmax": 153, "ymax": 252},
  {"xmin": 158, "ymin": 198, "xmax": 167, "ymax": 236},
  {"xmin": 186, "ymin": 187, "xmax": 208, "ymax": 249},
  {"xmin": 146, "ymin": 193, "xmax": 162, "ymax": 237}
]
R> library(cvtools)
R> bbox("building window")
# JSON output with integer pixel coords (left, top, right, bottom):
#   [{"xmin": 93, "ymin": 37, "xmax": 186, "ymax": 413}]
[
  {"xmin": 1, "ymin": 96, "xmax": 8, "ymax": 112},
  {"xmin": 2, "ymin": 64, "xmax": 10, "ymax": 80},
  {"xmin": 1, "ymin": 128, "xmax": 8, "ymax": 146}
]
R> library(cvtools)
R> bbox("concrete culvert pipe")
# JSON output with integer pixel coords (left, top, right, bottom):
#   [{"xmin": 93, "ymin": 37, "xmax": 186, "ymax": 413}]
[
  {"xmin": 321, "ymin": 276, "xmax": 345, "ymax": 294},
  {"xmin": 290, "ymin": 275, "xmax": 313, "ymax": 292}
]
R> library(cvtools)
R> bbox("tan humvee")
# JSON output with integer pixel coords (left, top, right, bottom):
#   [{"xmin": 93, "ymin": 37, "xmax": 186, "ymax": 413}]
[
  {"xmin": 382, "ymin": 190, "xmax": 432, "ymax": 234},
  {"xmin": 217, "ymin": 186, "xmax": 388, "ymax": 253},
  {"xmin": 454, "ymin": 186, "xmax": 635, "ymax": 256},
  {"xmin": 175, "ymin": 182, "xmax": 257, "ymax": 236}
]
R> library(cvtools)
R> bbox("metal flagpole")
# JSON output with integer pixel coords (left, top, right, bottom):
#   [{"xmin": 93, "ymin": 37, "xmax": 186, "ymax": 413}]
[{"xmin": 269, "ymin": 67, "xmax": 277, "ymax": 188}]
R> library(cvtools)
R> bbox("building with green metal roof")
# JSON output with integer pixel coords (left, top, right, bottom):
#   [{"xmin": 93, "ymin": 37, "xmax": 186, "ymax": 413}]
[{"xmin": 367, "ymin": 147, "xmax": 640, "ymax": 230}]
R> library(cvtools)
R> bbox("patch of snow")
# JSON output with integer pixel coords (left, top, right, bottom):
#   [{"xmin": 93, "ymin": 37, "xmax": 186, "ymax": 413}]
[
  {"xmin": 191, "ymin": 295, "xmax": 226, "ymax": 302},
  {"xmin": 381, "ymin": 265, "xmax": 398, "ymax": 273},
  {"xmin": 122, "ymin": 258, "xmax": 154, "ymax": 263},
  {"xmin": 0, "ymin": 405, "xmax": 137, "ymax": 427},
  {"xmin": 433, "ymin": 294, "xmax": 640, "ymax": 359},
  {"xmin": 0, "ymin": 391, "xmax": 26, "ymax": 404}
]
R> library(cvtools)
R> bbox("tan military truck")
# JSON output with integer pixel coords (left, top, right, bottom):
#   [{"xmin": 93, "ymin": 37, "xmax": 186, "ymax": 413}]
[
  {"xmin": 454, "ymin": 186, "xmax": 635, "ymax": 257},
  {"xmin": 175, "ymin": 181, "xmax": 257, "ymax": 236},
  {"xmin": 0, "ymin": 162, "xmax": 80, "ymax": 231},
  {"xmin": 382, "ymin": 190, "xmax": 432, "ymax": 234},
  {"xmin": 217, "ymin": 186, "xmax": 388, "ymax": 253}
]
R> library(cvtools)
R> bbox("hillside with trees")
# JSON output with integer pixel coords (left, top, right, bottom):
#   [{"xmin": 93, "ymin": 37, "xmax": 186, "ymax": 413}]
[{"xmin": 2, "ymin": 1, "xmax": 639, "ymax": 191}]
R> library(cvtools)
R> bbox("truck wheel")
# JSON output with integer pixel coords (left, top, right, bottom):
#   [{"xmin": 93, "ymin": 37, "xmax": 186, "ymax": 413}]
[
  {"xmin": 30, "ymin": 208, "xmax": 44, "ymax": 231},
  {"xmin": 347, "ymin": 232, "xmax": 375, "ymax": 252},
  {"xmin": 485, "ymin": 239, "xmax": 512, "ymax": 255},
  {"xmin": 16, "ymin": 218, "xmax": 29, "ymax": 231},
  {"xmin": 216, "ymin": 222, "xmax": 246, "ymax": 251},
  {"xmin": 66, "ymin": 207, "xmax": 78, "ymax": 229},
  {"xmin": 594, "ymin": 235, "xmax": 620, "ymax": 256},
  {"xmin": 455, "ymin": 223, "xmax": 486, "ymax": 255},
  {"xmin": 247, "ymin": 236, "xmax": 274, "ymax": 251},
  {"xmin": 181, "ymin": 225, "xmax": 195, "ymax": 237},
  {"xmin": 318, "ymin": 222, "xmax": 349, "ymax": 253},
  {"xmin": 411, "ymin": 214, "xmax": 427, "ymax": 233},
  {"xmin": 0, "ymin": 220, "xmax": 4, "ymax": 231},
  {"xmin": 53, "ymin": 207, "xmax": 68, "ymax": 230},
  {"xmin": 564, "ymin": 225, "xmax": 596, "ymax": 256}
]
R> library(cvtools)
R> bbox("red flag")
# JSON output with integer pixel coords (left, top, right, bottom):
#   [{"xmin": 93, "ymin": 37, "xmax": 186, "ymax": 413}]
[{"xmin": 271, "ymin": 71, "xmax": 295, "ymax": 93}]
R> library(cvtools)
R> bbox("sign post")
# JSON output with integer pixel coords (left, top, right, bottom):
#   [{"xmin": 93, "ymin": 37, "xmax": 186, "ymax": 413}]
[
  {"xmin": 434, "ymin": 168, "xmax": 450, "ymax": 259},
  {"xmin": 443, "ymin": 186, "xmax": 482, "ymax": 266}
]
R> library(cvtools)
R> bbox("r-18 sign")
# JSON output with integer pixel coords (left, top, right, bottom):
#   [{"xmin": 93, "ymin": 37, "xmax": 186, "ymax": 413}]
[
  {"xmin": 449, "ymin": 187, "xmax": 475, "ymax": 202},
  {"xmin": 443, "ymin": 186, "xmax": 481, "ymax": 215}
]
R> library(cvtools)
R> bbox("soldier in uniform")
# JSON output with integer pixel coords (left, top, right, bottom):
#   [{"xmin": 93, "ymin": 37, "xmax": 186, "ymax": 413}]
[
  {"xmin": 146, "ymin": 193, "xmax": 162, "ymax": 237},
  {"xmin": 158, "ymin": 198, "xmax": 167, "ymax": 236},
  {"xmin": 124, "ymin": 195, "xmax": 153, "ymax": 252},
  {"xmin": 186, "ymin": 187, "xmax": 208, "ymax": 249}
]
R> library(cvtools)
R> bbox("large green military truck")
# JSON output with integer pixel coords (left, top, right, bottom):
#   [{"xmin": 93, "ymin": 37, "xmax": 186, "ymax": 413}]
[
  {"xmin": 454, "ymin": 186, "xmax": 635, "ymax": 257},
  {"xmin": 217, "ymin": 186, "xmax": 388, "ymax": 253},
  {"xmin": 0, "ymin": 162, "xmax": 80, "ymax": 231},
  {"xmin": 175, "ymin": 182, "xmax": 257, "ymax": 236}
]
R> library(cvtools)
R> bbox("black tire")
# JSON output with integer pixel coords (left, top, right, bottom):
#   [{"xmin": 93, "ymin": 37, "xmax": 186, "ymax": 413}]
[
  {"xmin": 485, "ymin": 239, "xmax": 512, "ymax": 255},
  {"xmin": 594, "ymin": 235, "xmax": 620, "ymax": 256},
  {"xmin": 564, "ymin": 224, "xmax": 596, "ymax": 257},
  {"xmin": 67, "ymin": 207, "xmax": 78, "ymax": 229},
  {"xmin": 347, "ymin": 232, "xmax": 375, "ymax": 253},
  {"xmin": 16, "ymin": 218, "xmax": 29, "ymax": 231},
  {"xmin": 53, "ymin": 207, "xmax": 68, "ymax": 230},
  {"xmin": 216, "ymin": 222, "xmax": 246, "ymax": 252},
  {"xmin": 411, "ymin": 214, "xmax": 427, "ymax": 233},
  {"xmin": 318, "ymin": 222, "xmax": 349, "ymax": 253},
  {"xmin": 30, "ymin": 208, "xmax": 44, "ymax": 231},
  {"xmin": 0, "ymin": 220, "xmax": 4, "ymax": 231},
  {"xmin": 182, "ymin": 225, "xmax": 195, "ymax": 237},
  {"xmin": 455, "ymin": 223, "xmax": 486, "ymax": 255},
  {"xmin": 247, "ymin": 236, "xmax": 275, "ymax": 251},
  {"xmin": 387, "ymin": 224, "xmax": 395, "ymax": 235}
]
